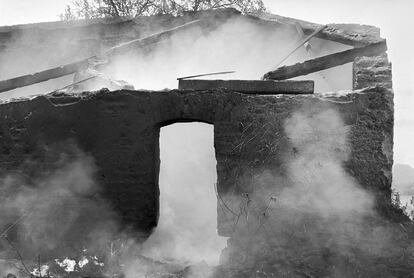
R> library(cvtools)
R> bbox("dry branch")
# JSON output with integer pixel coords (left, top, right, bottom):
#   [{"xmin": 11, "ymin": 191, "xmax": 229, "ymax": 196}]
[
  {"xmin": 3, "ymin": 237, "xmax": 31, "ymax": 275},
  {"xmin": 0, "ymin": 212, "xmax": 29, "ymax": 239},
  {"xmin": 263, "ymin": 40, "xmax": 387, "ymax": 81}
]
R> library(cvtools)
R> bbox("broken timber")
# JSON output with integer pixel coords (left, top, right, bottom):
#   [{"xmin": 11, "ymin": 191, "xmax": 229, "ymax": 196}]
[
  {"xmin": 0, "ymin": 59, "xmax": 93, "ymax": 94},
  {"xmin": 248, "ymin": 12, "xmax": 382, "ymax": 47},
  {"xmin": 105, "ymin": 20, "xmax": 205, "ymax": 57},
  {"xmin": 0, "ymin": 20, "xmax": 207, "ymax": 94},
  {"xmin": 271, "ymin": 24, "xmax": 328, "ymax": 70},
  {"xmin": 177, "ymin": 71, "xmax": 236, "ymax": 80},
  {"xmin": 263, "ymin": 40, "xmax": 387, "ymax": 81},
  {"xmin": 178, "ymin": 79, "xmax": 314, "ymax": 94}
]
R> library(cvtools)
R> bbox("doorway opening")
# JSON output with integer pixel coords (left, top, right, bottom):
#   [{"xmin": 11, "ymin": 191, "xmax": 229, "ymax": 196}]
[{"xmin": 142, "ymin": 122, "xmax": 227, "ymax": 265}]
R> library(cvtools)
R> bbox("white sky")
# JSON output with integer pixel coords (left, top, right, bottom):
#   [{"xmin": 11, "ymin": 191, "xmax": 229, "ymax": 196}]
[{"xmin": 0, "ymin": 0, "xmax": 413, "ymax": 166}]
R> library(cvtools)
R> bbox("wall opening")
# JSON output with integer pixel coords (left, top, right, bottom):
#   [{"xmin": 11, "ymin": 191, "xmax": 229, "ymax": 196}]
[{"xmin": 141, "ymin": 122, "xmax": 227, "ymax": 265}]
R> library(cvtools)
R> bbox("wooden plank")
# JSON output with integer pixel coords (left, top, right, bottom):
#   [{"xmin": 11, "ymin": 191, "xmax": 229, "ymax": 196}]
[
  {"xmin": 0, "ymin": 20, "xmax": 207, "ymax": 94},
  {"xmin": 263, "ymin": 40, "xmax": 387, "ymax": 81},
  {"xmin": 104, "ymin": 20, "xmax": 205, "ymax": 56},
  {"xmin": 178, "ymin": 79, "xmax": 314, "ymax": 94},
  {"xmin": 0, "ymin": 59, "xmax": 90, "ymax": 93},
  {"xmin": 247, "ymin": 12, "xmax": 382, "ymax": 47}
]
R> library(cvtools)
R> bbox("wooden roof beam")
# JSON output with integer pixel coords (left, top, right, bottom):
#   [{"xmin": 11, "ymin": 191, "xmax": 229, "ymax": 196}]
[
  {"xmin": 247, "ymin": 12, "xmax": 382, "ymax": 47},
  {"xmin": 263, "ymin": 40, "xmax": 387, "ymax": 81}
]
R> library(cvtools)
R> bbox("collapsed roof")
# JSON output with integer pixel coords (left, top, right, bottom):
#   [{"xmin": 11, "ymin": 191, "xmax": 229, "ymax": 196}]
[{"xmin": 0, "ymin": 8, "xmax": 388, "ymax": 96}]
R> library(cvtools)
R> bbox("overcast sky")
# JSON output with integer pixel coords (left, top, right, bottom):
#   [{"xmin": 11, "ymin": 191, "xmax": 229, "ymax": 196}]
[{"xmin": 0, "ymin": 0, "xmax": 413, "ymax": 166}]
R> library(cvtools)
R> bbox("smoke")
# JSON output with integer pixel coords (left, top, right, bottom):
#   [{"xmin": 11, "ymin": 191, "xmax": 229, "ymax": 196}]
[
  {"xmin": 103, "ymin": 16, "xmax": 296, "ymax": 90},
  {"xmin": 0, "ymin": 136, "xmax": 224, "ymax": 277},
  {"xmin": 0, "ymin": 147, "xmax": 94, "ymax": 248},
  {"xmin": 105, "ymin": 16, "xmax": 351, "ymax": 92},
  {"xmin": 0, "ymin": 14, "xmax": 353, "ymax": 102},
  {"xmin": 278, "ymin": 105, "xmax": 384, "ymax": 262},
  {"xmin": 280, "ymin": 106, "xmax": 373, "ymax": 217},
  {"xmin": 141, "ymin": 123, "xmax": 226, "ymax": 266},
  {"xmin": 228, "ymin": 103, "xmax": 375, "ymax": 231},
  {"xmin": 0, "ymin": 144, "xmax": 119, "ymax": 276},
  {"xmin": 0, "ymin": 24, "xmax": 93, "ymax": 100},
  {"xmin": 218, "ymin": 103, "xmax": 405, "ymax": 277}
]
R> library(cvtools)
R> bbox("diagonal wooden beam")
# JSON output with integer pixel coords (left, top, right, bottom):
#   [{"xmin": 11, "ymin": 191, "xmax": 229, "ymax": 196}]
[
  {"xmin": 0, "ymin": 59, "xmax": 92, "ymax": 94},
  {"xmin": 262, "ymin": 40, "xmax": 387, "ymax": 81},
  {"xmin": 0, "ymin": 20, "xmax": 207, "ymax": 94},
  {"xmin": 104, "ymin": 19, "xmax": 205, "ymax": 57},
  {"xmin": 247, "ymin": 12, "xmax": 382, "ymax": 47}
]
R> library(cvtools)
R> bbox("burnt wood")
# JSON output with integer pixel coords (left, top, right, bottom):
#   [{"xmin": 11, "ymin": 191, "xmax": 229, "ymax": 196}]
[{"xmin": 263, "ymin": 40, "xmax": 387, "ymax": 81}]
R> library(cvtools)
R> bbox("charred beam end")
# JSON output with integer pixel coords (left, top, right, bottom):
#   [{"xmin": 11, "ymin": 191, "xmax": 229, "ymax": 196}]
[
  {"xmin": 0, "ymin": 59, "xmax": 91, "ymax": 94},
  {"xmin": 263, "ymin": 40, "xmax": 387, "ymax": 81},
  {"xmin": 178, "ymin": 79, "xmax": 314, "ymax": 94}
]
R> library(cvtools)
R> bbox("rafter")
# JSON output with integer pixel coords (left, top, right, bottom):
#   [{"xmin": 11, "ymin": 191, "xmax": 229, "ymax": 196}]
[{"xmin": 263, "ymin": 40, "xmax": 387, "ymax": 81}]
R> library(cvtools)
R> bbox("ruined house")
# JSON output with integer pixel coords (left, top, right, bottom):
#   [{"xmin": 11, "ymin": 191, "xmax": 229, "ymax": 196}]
[{"xmin": 0, "ymin": 8, "xmax": 410, "ymax": 277}]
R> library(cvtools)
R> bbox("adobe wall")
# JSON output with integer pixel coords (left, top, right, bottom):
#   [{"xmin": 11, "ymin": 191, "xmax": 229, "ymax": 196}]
[{"xmin": 0, "ymin": 86, "xmax": 394, "ymax": 236}]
